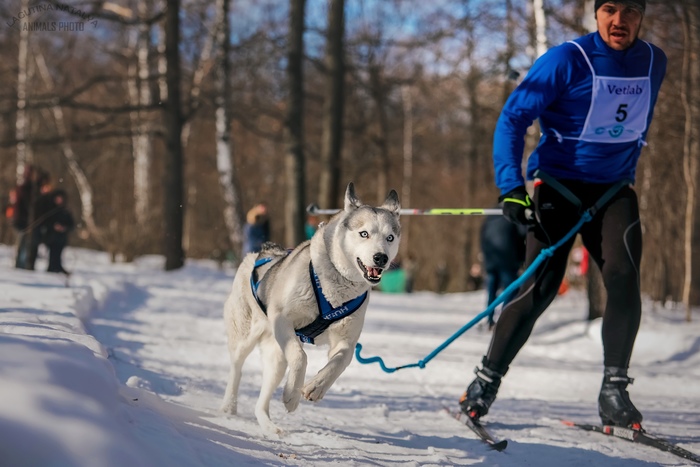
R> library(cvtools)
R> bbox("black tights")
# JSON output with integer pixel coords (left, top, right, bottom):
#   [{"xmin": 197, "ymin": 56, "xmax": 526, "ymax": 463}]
[{"xmin": 486, "ymin": 181, "xmax": 642, "ymax": 374}]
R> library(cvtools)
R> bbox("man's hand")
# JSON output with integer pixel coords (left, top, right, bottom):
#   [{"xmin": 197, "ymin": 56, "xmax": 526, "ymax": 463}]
[{"xmin": 499, "ymin": 186, "xmax": 535, "ymax": 226}]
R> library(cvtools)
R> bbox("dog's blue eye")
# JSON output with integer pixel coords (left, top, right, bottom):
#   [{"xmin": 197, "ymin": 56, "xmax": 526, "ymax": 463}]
[
  {"xmin": 360, "ymin": 231, "xmax": 369, "ymax": 238},
  {"xmin": 387, "ymin": 235, "xmax": 394, "ymax": 242}
]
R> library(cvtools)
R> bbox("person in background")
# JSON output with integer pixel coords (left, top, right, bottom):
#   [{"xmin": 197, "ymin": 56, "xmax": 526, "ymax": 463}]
[
  {"xmin": 460, "ymin": 0, "xmax": 666, "ymax": 431},
  {"xmin": 435, "ymin": 261, "xmax": 449, "ymax": 294},
  {"xmin": 242, "ymin": 203, "xmax": 270, "ymax": 256},
  {"xmin": 26, "ymin": 175, "xmax": 56, "ymax": 269},
  {"xmin": 480, "ymin": 205, "xmax": 527, "ymax": 310},
  {"xmin": 11, "ymin": 165, "xmax": 50, "ymax": 270},
  {"xmin": 34, "ymin": 188, "xmax": 74, "ymax": 274},
  {"xmin": 305, "ymin": 214, "xmax": 319, "ymax": 240},
  {"xmin": 403, "ymin": 255, "xmax": 417, "ymax": 293}
]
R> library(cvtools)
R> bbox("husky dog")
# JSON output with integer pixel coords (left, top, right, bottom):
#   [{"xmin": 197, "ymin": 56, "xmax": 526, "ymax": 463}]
[{"xmin": 221, "ymin": 183, "xmax": 401, "ymax": 434}]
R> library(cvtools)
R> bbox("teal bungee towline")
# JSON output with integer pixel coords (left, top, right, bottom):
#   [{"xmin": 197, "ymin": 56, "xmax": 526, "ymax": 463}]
[{"xmin": 355, "ymin": 173, "xmax": 630, "ymax": 373}]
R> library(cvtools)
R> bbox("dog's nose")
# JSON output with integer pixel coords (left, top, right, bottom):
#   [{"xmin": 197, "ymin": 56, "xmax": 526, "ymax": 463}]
[{"xmin": 373, "ymin": 253, "xmax": 388, "ymax": 267}]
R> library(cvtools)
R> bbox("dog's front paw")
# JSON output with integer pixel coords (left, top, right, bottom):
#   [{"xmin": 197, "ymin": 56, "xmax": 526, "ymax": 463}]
[
  {"xmin": 220, "ymin": 398, "xmax": 238, "ymax": 415},
  {"xmin": 302, "ymin": 378, "xmax": 329, "ymax": 402},
  {"xmin": 283, "ymin": 386, "xmax": 301, "ymax": 412},
  {"xmin": 255, "ymin": 411, "xmax": 285, "ymax": 436},
  {"xmin": 220, "ymin": 400, "xmax": 237, "ymax": 415},
  {"xmin": 259, "ymin": 419, "xmax": 285, "ymax": 437}
]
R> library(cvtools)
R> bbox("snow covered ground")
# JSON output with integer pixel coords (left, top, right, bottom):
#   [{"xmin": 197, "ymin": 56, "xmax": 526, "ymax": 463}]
[{"xmin": 1, "ymin": 243, "xmax": 699, "ymax": 466}]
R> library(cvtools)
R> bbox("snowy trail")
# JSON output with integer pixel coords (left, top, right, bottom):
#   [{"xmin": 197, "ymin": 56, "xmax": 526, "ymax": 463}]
[{"xmin": 1, "ymin": 245, "xmax": 700, "ymax": 466}]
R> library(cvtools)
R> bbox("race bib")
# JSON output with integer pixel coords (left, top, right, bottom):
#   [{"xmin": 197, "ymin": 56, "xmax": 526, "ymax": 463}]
[{"xmin": 580, "ymin": 76, "xmax": 651, "ymax": 143}]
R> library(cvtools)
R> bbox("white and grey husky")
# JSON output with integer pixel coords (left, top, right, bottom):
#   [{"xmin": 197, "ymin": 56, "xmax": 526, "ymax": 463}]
[{"xmin": 221, "ymin": 182, "xmax": 401, "ymax": 434}]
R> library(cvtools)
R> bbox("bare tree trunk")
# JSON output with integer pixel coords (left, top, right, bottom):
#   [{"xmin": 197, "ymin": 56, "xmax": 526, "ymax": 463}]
[
  {"xmin": 503, "ymin": 0, "xmax": 516, "ymax": 104},
  {"xmin": 15, "ymin": 0, "xmax": 32, "ymax": 182},
  {"xmin": 284, "ymin": 0, "xmax": 307, "ymax": 248},
  {"xmin": 157, "ymin": 1, "xmax": 168, "ymax": 103},
  {"xmin": 681, "ymin": 0, "xmax": 700, "ymax": 320},
  {"xmin": 583, "ymin": 0, "xmax": 596, "ymax": 34},
  {"xmin": 369, "ymin": 62, "xmax": 389, "ymax": 203},
  {"xmin": 214, "ymin": 0, "xmax": 244, "ymax": 256},
  {"xmin": 691, "ymin": 2, "xmax": 700, "ymax": 310},
  {"xmin": 401, "ymin": 84, "xmax": 413, "ymax": 257},
  {"xmin": 532, "ymin": 0, "xmax": 548, "ymax": 58},
  {"xmin": 163, "ymin": 0, "xmax": 185, "ymax": 270},
  {"xmin": 464, "ymin": 36, "xmax": 482, "ymax": 270},
  {"xmin": 318, "ymin": 0, "xmax": 345, "ymax": 209},
  {"xmin": 34, "ymin": 50, "xmax": 103, "ymax": 244},
  {"xmin": 523, "ymin": 0, "xmax": 548, "ymax": 176},
  {"xmin": 181, "ymin": 29, "xmax": 214, "ymax": 148},
  {"xmin": 126, "ymin": 0, "xmax": 153, "ymax": 227},
  {"xmin": 179, "ymin": 10, "xmax": 216, "ymax": 261}
]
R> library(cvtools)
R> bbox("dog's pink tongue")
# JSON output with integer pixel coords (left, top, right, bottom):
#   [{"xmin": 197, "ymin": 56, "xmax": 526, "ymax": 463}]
[{"xmin": 369, "ymin": 267, "xmax": 381, "ymax": 278}]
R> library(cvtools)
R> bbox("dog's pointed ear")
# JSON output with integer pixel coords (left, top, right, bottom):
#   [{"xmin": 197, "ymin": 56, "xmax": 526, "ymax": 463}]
[
  {"xmin": 344, "ymin": 182, "xmax": 362, "ymax": 212},
  {"xmin": 381, "ymin": 189, "xmax": 401, "ymax": 217}
]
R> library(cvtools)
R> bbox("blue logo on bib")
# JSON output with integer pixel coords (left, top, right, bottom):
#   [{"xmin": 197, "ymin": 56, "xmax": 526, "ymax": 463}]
[{"xmin": 608, "ymin": 125, "xmax": 624, "ymax": 138}]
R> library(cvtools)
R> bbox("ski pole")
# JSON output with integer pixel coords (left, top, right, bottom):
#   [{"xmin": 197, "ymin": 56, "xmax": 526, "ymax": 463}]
[{"xmin": 306, "ymin": 204, "xmax": 502, "ymax": 216}]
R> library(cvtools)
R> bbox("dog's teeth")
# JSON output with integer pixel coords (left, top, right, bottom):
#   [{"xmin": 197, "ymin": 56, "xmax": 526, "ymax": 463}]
[{"xmin": 367, "ymin": 267, "xmax": 383, "ymax": 278}]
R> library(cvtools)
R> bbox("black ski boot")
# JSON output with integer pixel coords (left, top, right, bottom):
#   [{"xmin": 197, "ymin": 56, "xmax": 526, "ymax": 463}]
[
  {"xmin": 598, "ymin": 367, "xmax": 643, "ymax": 428},
  {"xmin": 459, "ymin": 359, "xmax": 504, "ymax": 420}
]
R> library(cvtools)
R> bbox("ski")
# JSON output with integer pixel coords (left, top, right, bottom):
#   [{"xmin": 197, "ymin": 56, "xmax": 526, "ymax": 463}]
[
  {"xmin": 443, "ymin": 407, "xmax": 508, "ymax": 451},
  {"xmin": 562, "ymin": 420, "xmax": 700, "ymax": 464}
]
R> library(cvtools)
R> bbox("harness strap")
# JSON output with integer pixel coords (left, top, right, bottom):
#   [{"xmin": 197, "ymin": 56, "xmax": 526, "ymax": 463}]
[
  {"xmin": 533, "ymin": 169, "xmax": 583, "ymax": 213},
  {"xmin": 297, "ymin": 262, "xmax": 368, "ymax": 344},
  {"xmin": 250, "ymin": 256, "xmax": 275, "ymax": 312},
  {"xmin": 250, "ymin": 257, "xmax": 367, "ymax": 345}
]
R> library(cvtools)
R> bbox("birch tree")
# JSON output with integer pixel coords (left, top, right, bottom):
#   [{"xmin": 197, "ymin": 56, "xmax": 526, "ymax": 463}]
[
  {"xmin": 532, "ymin": 0, "xmax": 548, "ymax": 58},
  {"xmin": 156, "ymin": 1, "xmax": 168, "ymax": 103},
  {"xmin": 127, "ymin": 0, "xmax": 153, "ymax": 227},
  {"xmin": 34, "ymin": 50, "xmax": 103, "ymax": 245},
  {"xmin": 284, "ymin": 0, "xmax": 307, "ymax": 248},
  {"xmin": 214, "ymin": 0, "xmax": 244, "ymax": 255},
  {"xmin": 15, "ymin": 0, "xmax": 32, "ymax": 182},
  {"xmin": 583, "ymin": 0, "xmax": 596, "ymax": 34}
]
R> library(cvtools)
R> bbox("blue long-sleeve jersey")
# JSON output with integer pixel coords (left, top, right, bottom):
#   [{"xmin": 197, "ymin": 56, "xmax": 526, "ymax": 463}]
[{"xmin": 493, "ymin": 32, "xmax": 667, "ymax": 195}]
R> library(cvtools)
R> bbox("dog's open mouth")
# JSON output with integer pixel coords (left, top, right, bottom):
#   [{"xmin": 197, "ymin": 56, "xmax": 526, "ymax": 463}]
[{"xmin": 357, "ymin": 258, "xmax": 383, "ymax": 284}]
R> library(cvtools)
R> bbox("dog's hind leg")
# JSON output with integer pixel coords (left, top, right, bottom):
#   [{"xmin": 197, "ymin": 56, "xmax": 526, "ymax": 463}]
[
  {"xmin": 221, "ymin": 332, "xmax": 257, "ymax": 415},
  {"xmin": 255, "ymin": 335, "xmax": 286, "ymax": 435},
  {"xmin": 221, "ymin": 297, "xmax": 259, "ymax": 416}
]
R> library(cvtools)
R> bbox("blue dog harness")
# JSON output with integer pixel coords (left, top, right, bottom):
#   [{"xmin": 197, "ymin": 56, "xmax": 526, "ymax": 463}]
[{"xmin": 250, "ymin": 257, "xmax": 368, "ymax": 344}]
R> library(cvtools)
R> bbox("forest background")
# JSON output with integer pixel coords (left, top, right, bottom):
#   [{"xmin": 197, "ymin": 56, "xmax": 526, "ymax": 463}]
[{"xmin": 0, "ymin": 0, "xmax": 698, "ymax": 310}]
